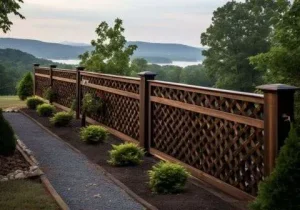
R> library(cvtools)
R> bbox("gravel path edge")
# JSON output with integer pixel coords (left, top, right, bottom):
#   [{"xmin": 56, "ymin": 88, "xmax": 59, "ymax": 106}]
[{"xmin": 19, "ymin": 109, "xmax": 158, "ymax": 210}]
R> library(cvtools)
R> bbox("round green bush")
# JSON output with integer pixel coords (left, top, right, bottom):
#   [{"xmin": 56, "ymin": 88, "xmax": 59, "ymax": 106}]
[
  {"xmin": 17, "ymin": 72, "xmax": 33, "ymax": 100},
  {"xmin": 26, "ymin": 96, "xmax": 44, "ymax": 109},
  {"xmin": 0, "ymin": 109, "xmax": 16, "ymax": 156},
  {"xmin": 37, "ymin": 104, "xmax": 55, "ymax": 117},
  {"xmin": 80, "ymin": 125, "xmax": 108, "ymax": 144},
  {"xmin": 50, "ymin": 111, "xmax": 73, "ymax": 127},
  {"xmin": 148, "ymin": 161, "xmax": 189, "ymax": 194},
  {"xmin": 108, "ymin": 143, "xmax": 144, "ymax": 166}
]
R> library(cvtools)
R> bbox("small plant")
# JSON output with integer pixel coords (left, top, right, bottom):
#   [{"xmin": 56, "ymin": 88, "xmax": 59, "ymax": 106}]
[
  {"xmin": 43, "ymin": 87, "xmax": 57, "ymax": 103},
  {"xmin": 17, "ymin": 72, "xmax": 33, "ymax": 100},
  {"xmin": 250, "ymin": 126, "xmax": 300, "ymax": 210},
  {"xmin": 26, "ymin": 96, "xmax": 44, "ymax": 109},
  {"xmin": 81, "ymin": 93, "xmax": 103, "ymax": 127},
  {"xmin": 0, "ymin": 109, "xmax": 16, "ymax": 156},
  {"xmin": 108, "ymin": 143, "xmax": 144, "ymax": 166},
  {"xmin": 50, "ymin": 111, "xmax": 73, "ymax": 127},
  {"xmin": 148, "ymin": 161, "xmax": 189, "ymax": 194},
  {"xmin": 36, "ymin": 104, "xmax": 55, "ymax": 117},
  {"xmin": 80, "ymin": 125, "xmax": 108, "ymax": 144}
]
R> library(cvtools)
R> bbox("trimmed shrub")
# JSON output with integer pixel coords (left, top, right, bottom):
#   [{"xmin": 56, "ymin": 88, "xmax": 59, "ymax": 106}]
[
  {"xmin": 148, "ymin": 161, "xmax": 189, "ymax": 194},
  {"xmin": 108, "ymin": 143, "xmax": 144, "ymax": 166},
  {"xmin": 26, "ymin": 96, "xmax": 44, "ymax": 109},
  {"xmin": 250, "ymin": 126, "xmax": 300, "ymax": 210},
  {"xmin": 43, "ymin": 87, "xmax": 57, "ymax": 103},
  {"xmin": 80, "ymin": 125, "xmax": 108, "ymax": 144},
  {"xmin": 17, "ymin": 72, "xmax": 33, "ymax": 100},
  {"xmin": 36, "ymin": 104, "xmax": 55, "ymax": 117},
  {"xmin": 50, "ymin": 111, "xmax": 73, "ymax": 127},
  {"xmin": 0, "ymin": 109, "xmax": 16, "ymax": 156}
]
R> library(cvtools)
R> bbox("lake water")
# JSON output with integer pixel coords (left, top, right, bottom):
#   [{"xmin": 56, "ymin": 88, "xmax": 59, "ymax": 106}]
[{"xmin": 51, "ymin": 59, "xmax": 202, "ymax": 68}]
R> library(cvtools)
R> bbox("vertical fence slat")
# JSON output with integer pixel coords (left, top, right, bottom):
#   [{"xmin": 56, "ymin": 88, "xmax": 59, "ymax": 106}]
[
  {"xmin": 76, "ymin": 66, "xmax": 85, "ymax": 119},
  {"xmin": 33, "ymin": 64, "xmax": 40, "ymax": 96},
  {"xmin": 138, "ymin": 71, "xmax": 156, "ymax": 153}
]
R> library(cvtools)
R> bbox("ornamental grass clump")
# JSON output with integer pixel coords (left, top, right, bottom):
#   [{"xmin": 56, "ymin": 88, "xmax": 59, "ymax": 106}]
[
  {"xmin": 250, "ymin": 126, "xmax": 300, "ymax": 210},
  {"xmin": 148, "ymin": 161, "xmax": 189, "ymax": 194},
  {"xmin": 0, "ymin": 109, "xmax": 16, "ymax": 156},
  {"xmin": 26, "ymin": 96, "xmax": 44, "ymax": 110},
  {"xmin": 108, "ymin": 143, "xmax": 144, "ymax": 166},
  {"xmin": 80, "ymin": 125, "xmax": 108, "ymax": 144},
  {"xmin": 50, "ymin": 111, "xmax": 73, "ymax": 127},
  {"xmin": 36, "ymin": 104, "xmax": 55, "ymax": 117}
]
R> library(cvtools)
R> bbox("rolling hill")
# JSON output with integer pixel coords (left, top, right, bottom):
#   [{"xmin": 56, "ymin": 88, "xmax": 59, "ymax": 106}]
[{"xmin": 0, "ymin": 38, "xmax": 204, "ymax": 62}]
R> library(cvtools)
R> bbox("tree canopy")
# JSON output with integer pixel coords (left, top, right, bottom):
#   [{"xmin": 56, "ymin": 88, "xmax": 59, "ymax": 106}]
[
  {"xmin": 250, "ymin": 0, "xmax": 300, "ymax": 124},
  {"xmin": 201, "ymin": 0, "xmax": 289, "ymax": 92},
  {"xmin": 0, "ymin": 0, "xmax": 25, "ymax": 33},
  {"xmin": 80, "ymin": 18, "xmax": 137, "ymax": 76}
]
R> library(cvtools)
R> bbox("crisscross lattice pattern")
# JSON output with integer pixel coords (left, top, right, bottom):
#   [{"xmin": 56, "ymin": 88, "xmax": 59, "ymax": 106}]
[
  {"xmin": 152, "ymin": 86, "xmax": 264, "ymax": 120},
  {"xmin": 82, "ymin": 75, "xmax": 140, "ymax": 94},
  {"xmin": 150, "ymin": 84, "xmax": 265, "ymax": 195},
  {"xmin": 83, "ymin": 86, "xmax": 140, "ymax": 140},
  {"xmin": 35, "ymin": 68, "xmax": 50, "ymax": 75},
  {"xmin": 35, "ymin": 76, "xmax": 50, "ymax": 97},
  {"xmin": 52, "ymin": 80, "xmax": 76, "ymax": 107},
  {"xmin": 53, "ymin": 70, "xmax": 76, "ymax": 80}
]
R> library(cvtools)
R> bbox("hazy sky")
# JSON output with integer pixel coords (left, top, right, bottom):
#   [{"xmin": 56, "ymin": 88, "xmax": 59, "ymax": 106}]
[{"xmin": 2, "ymin": 0, "xmax": 231, "ymax": 47}]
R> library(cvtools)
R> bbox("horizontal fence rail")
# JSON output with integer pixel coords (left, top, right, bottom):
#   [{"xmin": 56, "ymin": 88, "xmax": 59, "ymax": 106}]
[{"xmin": 33, "ymin": 65, "xmax": 298, "ymax": 200}]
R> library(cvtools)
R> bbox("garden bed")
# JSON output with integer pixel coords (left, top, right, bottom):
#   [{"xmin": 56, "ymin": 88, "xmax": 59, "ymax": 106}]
[
  {"xmin": 0, "ymin": 149, "xmax": 30, "ymax": 176},
  {"xmin": 22, "ymin": 108, "xmax": 239, "ymax": 210}
]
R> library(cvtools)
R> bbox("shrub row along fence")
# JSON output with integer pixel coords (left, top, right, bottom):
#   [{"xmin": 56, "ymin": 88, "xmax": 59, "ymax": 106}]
[{"xmin": 33, "ymin": 64, "xmax": 298, "ymax": 200}]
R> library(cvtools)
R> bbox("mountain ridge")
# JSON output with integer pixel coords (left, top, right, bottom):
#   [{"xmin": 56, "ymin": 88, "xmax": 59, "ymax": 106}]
[{"xmin": 0, "ymin": 38, "xmax": 204, "ymax": 61}]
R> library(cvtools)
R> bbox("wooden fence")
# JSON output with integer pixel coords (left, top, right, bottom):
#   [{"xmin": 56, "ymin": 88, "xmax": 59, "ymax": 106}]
[{"xmin": 33, "ymin": 64, "xmax": 298, "ymax": 200}]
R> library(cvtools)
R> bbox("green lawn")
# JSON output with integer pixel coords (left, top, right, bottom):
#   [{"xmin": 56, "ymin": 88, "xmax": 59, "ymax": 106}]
[
  {"xmin": 0, "ymin": 96, "xmax": 25, "ymax": 109},
  {"xmin": 0, "ymin": 179, "xmax": 59, "ymax": 210}
]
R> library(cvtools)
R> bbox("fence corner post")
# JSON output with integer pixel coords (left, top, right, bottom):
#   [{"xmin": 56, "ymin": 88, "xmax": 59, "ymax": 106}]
[
  {"xmin": 138, "ymin": 71, "xmax": 157, "ymax": 154},
  {"xmin": 76, "ymin": 66, "xmax": 85, "ymax": 120},
  {"xmin": 257, "ymin": 84, "xmax": 299, "ymax": 176},
  {"xmin": 33, "ymin": 64, "xmax": 40, "ymax": 96}
]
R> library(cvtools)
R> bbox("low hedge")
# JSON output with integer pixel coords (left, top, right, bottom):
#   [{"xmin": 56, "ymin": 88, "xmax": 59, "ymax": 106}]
[
  {"xmin": 80, "ymin": 125, "xmax": 108, "ymax": 144},
  {"xmin": 50, "ymin": 111, "xmax": 73, "ymax": 127},
  {"xmin": 37, "ymin": 104, "xmax": 55, "ymax": 117},
  {"xmin": 108, "ymin": 143, "xmax": 144, "ymax": 166},
  {"xmin": 26, "ymin": 96, "xmax": 44, "ymax": 110}
]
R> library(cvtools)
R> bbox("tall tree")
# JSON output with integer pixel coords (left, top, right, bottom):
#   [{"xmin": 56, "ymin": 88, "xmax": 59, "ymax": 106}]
[
  {"xmin": 250, "ymin": 0, "xmax": 300, "ymax": 124},
  {"xmin": 80, "ymin": 18, "xmax": 137, "ymax": 76},
  {"xmin": 0, "ymin": 0, "xmax": 25, "ymax": 33},
  {"xmin": 201, "ymin": 0, "xmax": 289, "ymax": 92}
]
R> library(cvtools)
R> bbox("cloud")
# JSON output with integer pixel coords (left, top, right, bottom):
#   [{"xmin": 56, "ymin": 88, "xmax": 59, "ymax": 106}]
[{"xmin": 3, "ymin": 0, "xmax": 232, "ymax": 46}]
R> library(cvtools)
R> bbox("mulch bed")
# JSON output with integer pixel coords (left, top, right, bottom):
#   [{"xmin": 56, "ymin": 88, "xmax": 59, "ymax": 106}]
[
  {"xmin": 22, "ymin": 108, "xmax": 239, "ymax": 210},
  {"xmin": 0, "ymin": 149, "xmax": 30, "ymax": 176}
]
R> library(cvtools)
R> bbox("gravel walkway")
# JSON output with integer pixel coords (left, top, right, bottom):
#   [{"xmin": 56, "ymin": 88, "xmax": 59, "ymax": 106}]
[{"xmin": 4, "ymin": 113, "xmax": 143, "ymax": 210}]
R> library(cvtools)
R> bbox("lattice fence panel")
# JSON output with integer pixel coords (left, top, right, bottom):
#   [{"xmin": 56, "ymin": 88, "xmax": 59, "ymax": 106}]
[
  {"xmin": 152, "ymin": 103, "xmax": 264, "ymax": 195},
  {"xmin": 53, "ymin": 70, "xmax": 76, "ymax": 80},
  {"xmin": 35, "ymin": 76, "xmax": 50, "ymax": 97},
  {"xmin": 52, "ymin": 80, "xmax": 76, "ymax": 108},
  {"xmin": 35, "ymin": 68, "xmax": 50, "ymax": 75},
  {"xmin": 82, "ymin": 75, "xmax": 140, "ymax": 94},
  {"xmin": 83, "ymin": 86, "xmax": 140, "ymax": 141},
  {"xmin": 152, "ymin": 86, "xmax": 264, "ymax": 120}
]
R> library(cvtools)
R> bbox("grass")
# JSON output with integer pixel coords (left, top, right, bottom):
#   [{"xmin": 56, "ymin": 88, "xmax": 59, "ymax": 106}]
[
  {"xmin": 0, "ymin": 179, "xmax": 59, "ymax": 210},
  {"xmin": 0, "ymin": 96, "xmax": 25, "ymax": 109}
]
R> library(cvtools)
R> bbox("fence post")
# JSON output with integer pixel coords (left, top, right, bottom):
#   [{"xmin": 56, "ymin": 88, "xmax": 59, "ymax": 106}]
[
  {"xmin": 33, "ymin": 64, "xmax": 40, "ymax": 96},
  {"xmin": 49, "ymin": 65, "xmax": 57, "ymax": 87},
  {"xmin": 138, "ymin": 71, "xmax": 157, "ymax": 153},
  {"xmin": 76, "ymin": 66, "xmax": 85, "ymax": 119},
  {"xmin": 257, "ymin": 84, "xmax": 299, "ymax": 176}
]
